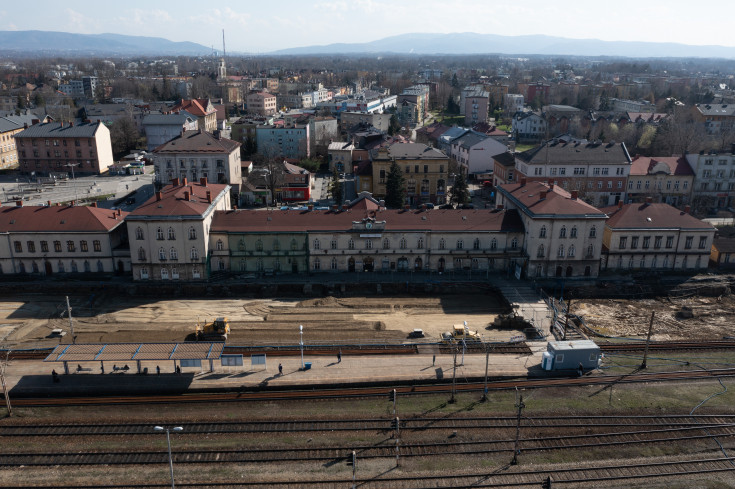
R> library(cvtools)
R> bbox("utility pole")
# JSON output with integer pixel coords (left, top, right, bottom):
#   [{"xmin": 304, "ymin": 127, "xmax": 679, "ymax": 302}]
[
  {"xmin": 66, "ymin": 296, "xmax": 75, "ymax": 343},
  {"xmin": 351, "ymin": 450, "xmax": 357, "ymax": 489},
  {"xmin": 511, "ymin": 394, "xmax": 525, "ymax": 465},
  {"xmin": 641, "ymin": 311, "xmax": 655, "ymax": 369},
  {"xmin": 481, "ymin": 343, "xmax": 490, "ymax": 402},
  {"xmin": 449, "ymin": 346, "xmax": 457, "ymax": 404},
  {"xmin": 562, "ymin": 297, "xmax": 572, "ymax": 341},
  {"xmin": 1, "ymin": 350, "xmax": 12, "ymax": 417}
]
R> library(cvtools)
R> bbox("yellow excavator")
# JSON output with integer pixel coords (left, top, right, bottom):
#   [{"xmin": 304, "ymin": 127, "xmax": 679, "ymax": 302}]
[{"xmin": 195, "ymin": 317, "xmax": 230, "ymax": 341}]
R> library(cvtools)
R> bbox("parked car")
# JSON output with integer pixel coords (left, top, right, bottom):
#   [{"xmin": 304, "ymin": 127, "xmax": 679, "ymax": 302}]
[{"xmin": 408, "ymin": 329, "xmax": 425, "ymax": 339}]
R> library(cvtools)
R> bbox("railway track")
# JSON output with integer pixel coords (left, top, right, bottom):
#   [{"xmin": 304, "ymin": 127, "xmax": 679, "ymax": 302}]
[
  {"xmin": 599, "ymin": 340, "xmax": 735, "ymax": 352},
  {"xmin": 4, "ymin": 414, "xmax": 735, "ymax": 436}
]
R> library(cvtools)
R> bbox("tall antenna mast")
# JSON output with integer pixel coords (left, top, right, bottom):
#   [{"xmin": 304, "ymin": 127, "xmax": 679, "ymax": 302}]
[{"xmin": 222, "ymin": 29, "xmax": 226, "ymax": 60}]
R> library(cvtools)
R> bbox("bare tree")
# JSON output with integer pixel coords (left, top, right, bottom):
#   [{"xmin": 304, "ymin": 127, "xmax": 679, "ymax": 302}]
[{"xmin": 652, "ymin": 107, "xmax": 708, "ymax": 156}]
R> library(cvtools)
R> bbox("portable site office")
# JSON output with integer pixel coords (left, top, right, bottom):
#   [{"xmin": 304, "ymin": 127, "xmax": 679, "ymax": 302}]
[{"xmin": 541, "ymin": 340, "xmax": 601, "ymax": 371}]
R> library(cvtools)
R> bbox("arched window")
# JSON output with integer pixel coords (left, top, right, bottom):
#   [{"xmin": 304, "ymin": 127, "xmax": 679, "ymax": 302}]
[
  {"xmin": 511, "ymin": 238, "xmax": 518, "ymax": 249},
  {"xmin": 256, "ymin": 240, "xmax": 263, "ymax": 251},
  {"xmin": 273, "ymin": 239, "xmax": 280, "ymax": 251},
  {"xmin": 589, "ymin": 226, "xmax": 597, "ymax": 238},
  {"xmin": 331, "ymin": 258, "xmax": 338, "ymax": 270},
  {"xmin": 159, "ymin": 248, "xmax": 166, "ymax": 260},
  {"xmin": 313, "ymin": 239, "xmax": 321, "ymax": 250},
  {"xmin": 330, "ymin": 239, "xmax": 337, "ymax": 250},
  {"xmin": 473, "ymin": 238, "xmax": 480, "ymax": 250},
  {"xmin": 218, "ymin": 259, "xmax": 225, "ymax": 271},
  {"xmin": 439, "ymin": 239, "xmax": 446, "ymax": 250},
  {"xmin": 189, "ymin": 227, "xmax": 197, "ymax": 240},
  {"xmin": 587, "ymin": 244, "xmax": 594, "ymax": 258},
  {"xmin": 313, "ymin": 258, "xmax": 321, "ymax": 270},
  {"xmin": 135, "ymin": 227, "xmax": 144, "ymax": 240},
  {"xmin": 216, "ymin": 240, "xmax": 224, "ymax": 251},
  {"xmin": 400, "ymin": 237, "xmax": 407, "ymax": 249},
  {"xmin": 417, "ymin": 237, "xmax": 424, "ymax": 249},
  {"xmin": 456, "ymin": 240, "xmax": 464, "ymax": 250},
  {"xmin": 537, "ymin": 244, "xmax": 545, "ymax": 258},
  {"xmin": 161, "ymin": 268, "xmax": 169, "ymax": 280},
  {"xmin": 170, "ymin": 248, "xmax": 178, "ymax": 260},
  {"xmin": 190, "ymin": 248, "xmax": 199, "ymax": 260},
  {"xmin": 558, "ymin": 245, "xmax": 565, "ymax": 258},
  {"xmin": 539, "ymin": 226, "xmax": 546, "ymax": 238},
  {"xmin": 156, "ymin": 227, "xmax": 164, "ymax": 240},
  {"xmin": 68, "ymin": 261, "xmax": 76, "ymax": 272},
  {"xmin": 32, "ymin": 261, "xmax": 39, "ymax": 273},
  {"xmin": 291, "ymin": 239, "xmax": 298, "ymax": 251},
  {"xmin": 84, "ymin": 260, "xmax": 91, "ymax": 273},
  {"xmin": 568, "ymin": 245, "xmax": 575, "ymax": 257},
  {"xmin": 97, "ymin": 260, "xmax": 103, "ymax": 272},
  {"xmin": 491, "ymin": 238, "xmax": 497, "ymax": 251},
  {"xmin": 240, "ymin": 259, "xmax": 247, "ymax": 271},
  {"xmin": 274, "ymin": 259, "xmax": 281, "ymax": 271},
  {"xmin": 19, "ymin": 262, "xmax": 26, "ymax": 273},
  {"xmin": 138, "ymin": 247, "xmax": 146, "ymax": 261},
  {"xmin": 256, "ymin": 259, "xmax": 264, "ymax": 271},
  {"xmin": 365, "ymin": 239, "xmax": 373, "ymax": 250},
  {"xmin": 168, "ymin": 227, "xmax": 176, "ymax": 240},
  {"xmin": 559, "ymin": 226, "xmax": 567, "ymax": 238},
  {"xmin": 58, "ymin": 261, "xmax": 65, "ymax": 273},
  {"xmin": 383, "ymin": 238, "xmax": 390, "ymax": 249},
  {"xmin": 570, "ymin": 226, "xmax": 577, "ymax": 238},
  {"xmin": 348, "ymin": 239, "xmax": 355, "ymax": 250}
]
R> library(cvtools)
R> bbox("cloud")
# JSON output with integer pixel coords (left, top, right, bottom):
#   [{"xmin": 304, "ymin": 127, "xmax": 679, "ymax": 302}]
[{"xmin": 65, "ymin": 9, "xmax": 94, "ymax": 34}]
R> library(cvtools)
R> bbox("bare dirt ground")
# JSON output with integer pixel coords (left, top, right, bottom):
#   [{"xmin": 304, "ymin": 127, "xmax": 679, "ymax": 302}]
[
  {"xmin": 0, "ymin": 292, "xmax": 516, "ymax": 349},
  {"xmin": 574, "ymin": 294, "xmax": 735, "ymax": 341}
]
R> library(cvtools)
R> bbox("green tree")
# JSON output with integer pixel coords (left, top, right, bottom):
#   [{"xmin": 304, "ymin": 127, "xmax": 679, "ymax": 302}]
[
  {"xmin": 451, "ymin": 73, "xmax": 459, "ymax": 88},
  {"xmin": 388, "ymin": 114, "xmax": 400, "ymax": 136},
  {"xmin": 449, "ymin": 171, "xmax": 470, "ymax": 205},
  {"xmin": 16, "ymin": 94, "xmax": 26, "ymax": 109},
  {"xmin": 384, "ymin": 162, "xmax": 406, "ymax": 208},
  {"xmin": 328, "ymin": 170, "xmax": 343, "ymax": 205}
]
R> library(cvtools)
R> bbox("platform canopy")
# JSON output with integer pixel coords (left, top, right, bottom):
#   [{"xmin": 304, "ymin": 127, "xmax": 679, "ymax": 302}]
[{"xmin": 44, "ymin": 343, "xmax": 225, "ymax": 363}]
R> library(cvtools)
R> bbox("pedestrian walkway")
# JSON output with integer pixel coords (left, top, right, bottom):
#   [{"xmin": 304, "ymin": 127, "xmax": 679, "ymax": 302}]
[
  {"xmin": 492, "ymin": 277, "xmax": 552, "ymax": 334},
  {"xmin": 6, "ymin": 346, "xmax": 546, "ymax": 398}
]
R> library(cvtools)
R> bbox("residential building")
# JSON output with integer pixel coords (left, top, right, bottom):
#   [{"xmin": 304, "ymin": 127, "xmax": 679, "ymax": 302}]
[
  {"xmin": 0, "ymin": 117, "xmax": 23, "ymax": 169},
  {"xmin": 397, "ymin": 99, "xmax": 418, "ymax": 126},
  {"xmin": 693, "ymin": 103, "xmax": 735, "ymax": 135},
  {"xmin": 710, "ymin": 226, "xmax": 735, "ymax": 269},
  {"xmin": 371, "ymin": 143, "xmax": 449, "ymax": 206},
  {"xmin": 471, "ymin": 122, "xmax": 509, "ymax": 144},
  {"xmin": 14, "ymin": 121, "xmax": 114, "ymax": 176},
  {"xmin": 512, "ymin": 112, "xmax": 547, "ymax": 142},
  {"xmin": 126, "ymin": 178, "xmax": 231, "ymax": 281},
  {"xmin": 230, "ymin": 116, "xmax": 271, "ymax": 146},
  {"xmin": 278, "ymin": 93, "xmax": 313, "ymax": 109},
  {"xmin": 169, "ymin": 99, "xmax": 217, "ymax": 133},
  {"xmin": 328, "ymin": 141, "xmax": 355, "ymax": 173},
  {"xmin": 142, "ymin": 113, "xmax": 198, "ymax": 152},
  {"xmin": 686, "ymin": 149, "xmax": 735, "ymax": 210},
  {"xmin": 600, "ymin": 201, "xmax": 715, "ymax": 272},
  {"xmin": 543, "ymin": 105, "xmax": 583, "ymax": 136},
  {"xmin": 256, "ymin": 124, "xmax": 310, "ymax": 159},
  {"xmin": 340, "ymin": 112, "xmax": 392, "ymax": 134},
  {"xmin": 610, "ymin": 98, "xmax": 655, "ymax": 113},
  {"xmin": 309, "ymin": 116, "xmax": 339, "ymax": 151},
  {"xmin": 514, "ymin": 139, "xmax": 632, "ymax": 207},
  {"xmin": 81, "ymin": 104, "xmax": 146, "ymax": 131},
  {"xmin": 505, "ymin": 94, "xmax": 524, "ymax": 114},
  {"xmin": 497, "ymin": 180, "xmax": 607, "ymax": 278},
  {"xmin": 449, "ymin": 131, "xmax": 507, "ymax": 179},
  {"xmin": 492, "ymin": 152, "xmax": 517, "ymax": 187},
  {"xmin": 627, "ymin": 155, "xmax": 694, "ymax": 206},
  {"xmin": 463, "ymin": 89, "xmax": 489, "ymax": 126},
  {"xmin": 82, "ymin": 76, "xmax": 98, "ymax": 98},
  {"xmin": 152, "ymin": 129, "xmax": 242, "ymax": 192},
  {"xmin": 0, "ymin": 202, "xmax": 129, "ymax": 276},
  {"xmin": 398, "ymin": 86, "xmax": 430, "ymax": 125},
  {"xmin": 246, "ymin": 91, "xmax": 278, "ymax": 116}
]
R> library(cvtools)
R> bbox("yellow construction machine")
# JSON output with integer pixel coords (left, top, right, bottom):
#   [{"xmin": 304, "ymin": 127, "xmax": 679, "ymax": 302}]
[{"xmin": 195, "ymin": 317, "xmax": 231, "ymax": 341}]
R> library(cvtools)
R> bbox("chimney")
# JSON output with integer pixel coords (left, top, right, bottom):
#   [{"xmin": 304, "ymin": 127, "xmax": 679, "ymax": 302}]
[
  {"xmin": 496, "ymin": 204, "xmax": 504, "ymax": 210},
  {"xmin": 540, "ymin": 191, "xmax": 547, "ymax": 200},
  {"xmin": 645, "ymin": 196, "xmax": 653, "ymax": 204},
  {"xmin": 570, "ymin": 190, "xmax": 578, "ymax": 200},
  {"xmin": 206, "ymin": 190, "xmax": 212, "ymax": 203},
  {"xmin": 200, "ymin": 177, "xmax": 207, "ymax": 187},
  {"xmin": 684, "ymin": 205, "xmax": 691, "ymax": 214},
  {"xmin": 47, "ymin": 200, "xmax": 51, "ymax": 206},
  {"xmin": 70, "ymin": 121, "xmax": 74, "ymax": 127},
  {"xmin": 23, "ymin": 123, "xmax": 28, "ymax": 129},
  {"xmin": 182, "ymin": 177, "xmax": 188, "ymax": 187},
  {"xmin": 15, "ymin": 200, "xmax": 22, "ymax": 207},
  {"xmin": 307, "ymin": 204, "xmax": 314, "ymax": 211},
  {"xmin": 91, "ymin": 202, "xmax": 97, "ymax": 207},
  {"xmin": 184, "ymin": 191, "xmax": 190, "ymax": 201},
  {"xmin": 180, "ymin": 128, "xmax": 185, "ymax": 138},
  {"xmin": 172, "ymin": 177, "xmax": 180, "ymax": 186},
  {"xmin": 520, "ymin": 177, "xmax": 527, "ymax": 186},
  {"xmin": 156, "ymin": 191, "xmax": 162, "ymax": 201},
  {"xmin": 69, "ymin": 201, "xmax": 75, "ymax": 207},
  {"xmin": 97, "ymin": 119, "xmax": 100, "ymax": 123},
  {"xmin": 618, "ymin": 200, "xmax": 624, "ymax": 209},
  {"xmin": 117, "ymin": 208, "xmax": 122, "ymax": 216}
]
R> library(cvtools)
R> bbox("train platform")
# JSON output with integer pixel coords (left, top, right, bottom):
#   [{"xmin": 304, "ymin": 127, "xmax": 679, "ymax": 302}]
[{"xmin": 5, "ymin": 343, "xmax": 547, "ymax": 398}]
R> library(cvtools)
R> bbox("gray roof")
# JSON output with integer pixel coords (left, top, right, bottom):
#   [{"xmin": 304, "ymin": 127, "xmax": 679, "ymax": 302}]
[
  {"xmin": 83, "ymin": 104, "xmax": 143, "ymax": 116},
  {"xmin": 0, "ymin": 117, "xmax": 22, "ymax": 133},
  {"xmin": 440, "ymin": 127, "xmax": 469, "ymax": 142},
  {"xmin": 516, "ymin": 140, "xmax": 631, "ymax": 166},
  {"xmin": 142, "ymin": 113, "xmax": 194, "ymax": 126},
  {"xmin": 15, "ymin": 121, "xmax": 101, "ymax": 138},
  {"xmin": 696, "ymin": 104, "xmax": 735, "ymax": 117},
  {"xmin": 453, "ymin": 132, "xmax": 487, "ymax": 150},
  {"xmin": 2, "ymin": 113, "xmax": 44, "ymax": 127},
  {"xmin": 381, "ymin": 143, "xmax": 448, "ymax": 160}
]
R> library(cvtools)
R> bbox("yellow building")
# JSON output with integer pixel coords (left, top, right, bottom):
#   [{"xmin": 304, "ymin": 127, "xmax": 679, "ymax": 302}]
[
  {"xmin": 0, "ymin": 117, "xmax": 23, "ymax": 169},
  {"xmin": 371, "ymin": 143, "xmax": 449, "ymax": 206}
]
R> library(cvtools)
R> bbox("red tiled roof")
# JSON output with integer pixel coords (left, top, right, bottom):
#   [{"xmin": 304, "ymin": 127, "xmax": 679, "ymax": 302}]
[
  {"xmin": 499, "ymin": 181, "xmax": 605, "ymax": 217},
  {"xmin": 0, "ymin": 205, "xmax": 127, "ymax": 232},
  {"xmin": 170, "ymin": 99, "xmax": 215, "ymax": 117},
  {"xmin": 128, "ymin": 181, "xmax": 229, "ymax": 219},
  {"xmin": 629, "ymin": 155, "xmax": 694, "ymax": 176},
  {"xmin": 211, "ymin": 208, "xmax": 523, "ymax": 233},
  {"xmin": 600, "ymin": 203, "xmax": 714, "ymax": 230}
]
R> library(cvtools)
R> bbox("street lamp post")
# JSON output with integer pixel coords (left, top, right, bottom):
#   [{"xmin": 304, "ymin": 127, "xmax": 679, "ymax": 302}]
[
  {"xmin": 299, "ymin": 324, "xmax": 304, "ymax": 369},
  {"xmin": 154, "ymin": 426, "xmax": 183, "ymax": 489},
  {"xmin": 65, "ymin": 163, "xmax": 79, "ymax": 205}
]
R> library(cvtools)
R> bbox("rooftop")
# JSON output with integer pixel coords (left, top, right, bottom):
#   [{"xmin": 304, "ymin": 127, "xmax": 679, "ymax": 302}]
[
  {"xmin": 516, "ymin": 139, "xmax": 631, "ymax": 166},
  {"xmin": 15, "ymin": 121, "xmax": 102, "ymax": 139},
  {"xmin": 153, "ymin": 129, "xmax": 240, "ymax": 154},
  {"xmin": 0, "ymin": 204, "xmax": 127, "ymax": 232},
  {"xmin": 127, "ymin": 179, "xmax": 230, "ymax": 219},
  {"xmin": 630, "ymin": 155, "xmax": 693, "ymax": 176},
  {"xmin": 499, "ymin": 181, "xmax": 606, "ymax": 218},
  {"xmin": 600, "ymin": 203, "xmax": 714, "ymax": 231}
]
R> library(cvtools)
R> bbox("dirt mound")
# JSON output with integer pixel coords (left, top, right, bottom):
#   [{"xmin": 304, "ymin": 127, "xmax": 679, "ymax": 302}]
[{"xmin": 299, "ymin": 296, "xmax": 341, "ymax": 307}]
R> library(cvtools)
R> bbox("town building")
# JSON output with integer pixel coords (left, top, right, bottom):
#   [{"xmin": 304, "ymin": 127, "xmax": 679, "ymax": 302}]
[
  {"xmin": 710, "ymin": 226, "xmax": 735, "ymax": 269},
  {"xmin": 514, "ymin": 139, "xmax": 632, "ymax": 207},
  {"xmin": 126, "ymin": 178, "xmax": 231, "ymax": 281},
  {"xmin": 600, "ymin": 201, "xmax": 715, "ymax": 272},
  {"xmin": 246, "ymin": 91, "xmax": 278, "ymax": 116},
  {"xmin": 0, "ymin": 202, "xmax": 129, "ymax": 276},
  {"xmin": 686, "ymin": 149, "xmax": 735, "ymax": 210},
  {"xmin": 462, "ymin": 87, "xmax": 489, "ymax": 126},
  {"xmin": 256, "ymin": 124, "xmax": 310, "ymax": 159},
  {"xmin": 398, "ymin": 86, "xmax": 430, "ymax": 125},
  {"xmin": 340, "ymin": 112, "xmax": 392, "ymax": 134},
  {"xmin": 496, "ymin": 180, "xmax": 607, "ymax": 278},
  {"xmin": 0, "ymin": 117, "xmax": 23, "ymax": 169},
  {"xmin": 448, "ymin": 131, "xmax": 507, "ymax": 179},
  {"xmin": 505, "ymin": 94, "xmax": 524, "ymax": 115},
  {"xmin": 14, "ymin": 121, "xmax": 114, "ymax": 176},
  {"xmin": 152, "ymin": 129, "xmax": 242, "ymax": 192},
  {"xmin": 169, "ymin": 99, "xmax": 217, "ymax": 133},
  {"xmin": 627, "ymin": 155, "xmax": 694, "ymax": 206},
  {"xmin": 328, "ymin": 141, "xmax": 355, "ymax": 173},
  {"xmin": 512, "ymin": 112, "xmax": 547, "ymax": 142},
  {"xmin": 693, "ymin": 103, "xmax": 735, "ymax": 136},
  {"xmin": 492, "ymin": 152, "xmax": 517, "ymax": 187},
  {"xmin": 371, "ymin": 143, "xmax": 449, "ymax": 206},
  {"xmin": 611, "ymin": 98, "xmax": 655, "ymax": 113},
  {"xmin": 142, "ymin": 113, "xmax": 198, "ymax": 152}
]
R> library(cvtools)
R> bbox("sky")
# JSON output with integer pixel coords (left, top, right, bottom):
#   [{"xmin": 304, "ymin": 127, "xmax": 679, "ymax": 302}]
[{"xmin": 0, "ymin": 0, "xmax": 732, "ymax": 53}]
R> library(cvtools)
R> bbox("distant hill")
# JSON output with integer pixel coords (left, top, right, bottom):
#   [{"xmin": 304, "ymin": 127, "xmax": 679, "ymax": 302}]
[
  {"xmin": 271, "ymin": 32, "xmax": 735, "ymax": 59},
  {"xmin": 0, "ymin": 31, "xmax": 211, "ymax": 56}
]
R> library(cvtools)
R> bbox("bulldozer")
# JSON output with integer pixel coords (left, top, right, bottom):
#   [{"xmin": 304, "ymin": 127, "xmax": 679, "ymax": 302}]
[{"xmin": 195, "ymin": 317, "xmax": 231, "ymax": 341}]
